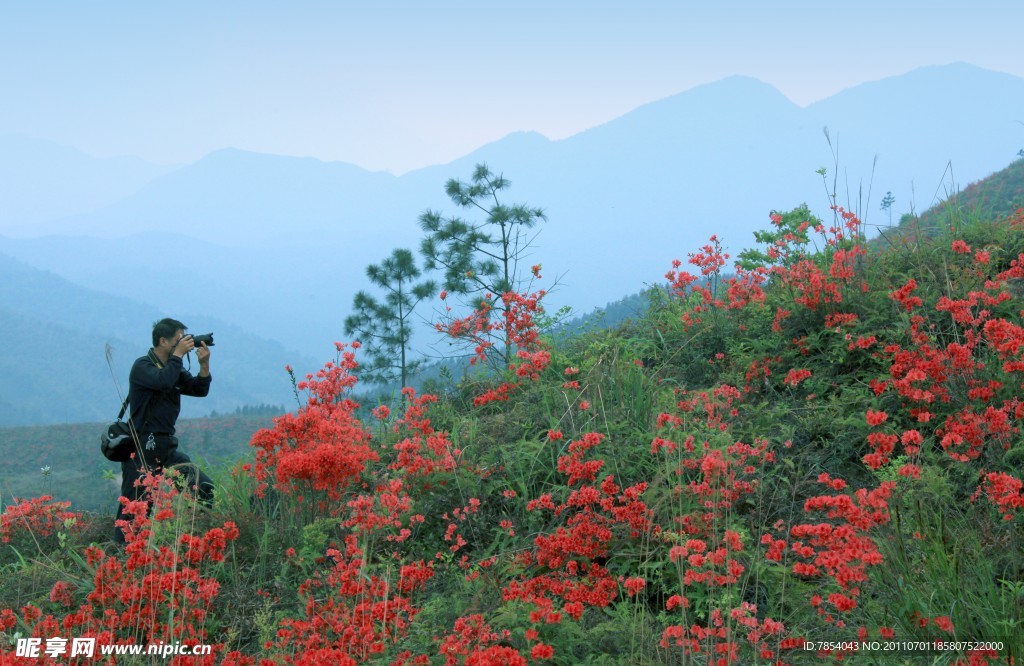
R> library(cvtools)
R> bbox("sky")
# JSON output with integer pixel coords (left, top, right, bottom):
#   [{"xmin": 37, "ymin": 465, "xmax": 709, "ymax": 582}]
[{"xmin": 2, "ymin": 1, "xmax": 1023, "ymax": 174}]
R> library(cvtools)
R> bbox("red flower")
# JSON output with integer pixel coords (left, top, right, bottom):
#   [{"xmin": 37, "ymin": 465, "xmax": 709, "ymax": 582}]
[
  {"xmin": 784, "ymin": 368, "xmax": 812, "ymax": 386},
  {"xmin": 865, "ymin": 409, "xmax": 888, "ymax": 426},
  {"xmin": 530, "ymin": 643, "xmax": 554, "ymax": 659},
  {"xmin": 623, "ymin": 576, "xmax": 646, "ymax": 597}
]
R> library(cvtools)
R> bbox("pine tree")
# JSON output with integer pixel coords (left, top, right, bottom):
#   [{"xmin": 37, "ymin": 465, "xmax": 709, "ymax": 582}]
[
  {"xmin": 880, "ymin": 191, "xmax": 896, "ymax": 226},
  {"xmin": 419, "ymin": 164, "xmax": 546, "ymax": 364},
  {"xmin": 344, "ymin": 249, "xmax": 436, "ymax": 387}
]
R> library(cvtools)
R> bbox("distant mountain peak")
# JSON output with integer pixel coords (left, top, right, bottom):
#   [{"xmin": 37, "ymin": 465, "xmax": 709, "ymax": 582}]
[
  {"xmin": 653, "ymin": 75, "xmax": 794, "ymax": 106},
  {"xmin": 808, "ymin": 62, "xmax": 1024, "ymax": 112},
  {"xmin": 566, "ymin": 74, "xmax": 797, "ymax": 143},
  {"xmin": 196, "ymin": 146, "xmax": 381, "ymax": 175},
  {"xmin": 503, "ymin": 130, "xmax": 550, "ymax": 141}
]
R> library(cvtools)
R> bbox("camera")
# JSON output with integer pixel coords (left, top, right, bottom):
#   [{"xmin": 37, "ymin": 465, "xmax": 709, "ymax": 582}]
[{"xmin": 189, "ymin": 333, "xmax": 215, "ymax": 347}]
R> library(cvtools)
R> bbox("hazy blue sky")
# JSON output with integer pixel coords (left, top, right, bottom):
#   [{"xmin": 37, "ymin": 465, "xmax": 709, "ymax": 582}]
[{"xmin": 2, "ymin": 1, "xmax": 1022, "ymax": 173}]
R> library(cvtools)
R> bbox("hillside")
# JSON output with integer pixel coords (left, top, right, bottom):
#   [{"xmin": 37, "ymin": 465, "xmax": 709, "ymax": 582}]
[
  {"xmin": 2, "ymin": 187, "xmax": 1023, "ymax": 663},
  {"xmin": 877, "ymin": 156, "xmax": 1024, "ymax": 246}
]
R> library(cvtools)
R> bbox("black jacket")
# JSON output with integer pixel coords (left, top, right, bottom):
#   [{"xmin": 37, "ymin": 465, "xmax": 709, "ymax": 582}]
[{"xmin": 128, "ymin": 350, "xmax": 211, "ymax": 435}]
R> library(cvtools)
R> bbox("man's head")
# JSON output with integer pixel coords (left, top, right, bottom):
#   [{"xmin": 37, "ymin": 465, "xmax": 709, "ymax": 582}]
[{"xmin": 152, "ymin": 317, "xmax": 188, "ymax": 348}]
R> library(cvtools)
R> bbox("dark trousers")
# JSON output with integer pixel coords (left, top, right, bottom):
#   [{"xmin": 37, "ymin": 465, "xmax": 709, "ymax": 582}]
[{"xmin": 113, "ymin": 440, "xmax": 214, "ymax": 544}]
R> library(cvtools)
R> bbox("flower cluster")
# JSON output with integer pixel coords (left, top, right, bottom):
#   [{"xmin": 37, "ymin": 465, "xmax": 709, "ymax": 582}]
[
  {"xmin": 248, "ymin": 344, "xmax": 377, "ymax": 505},
  {"xmin": 6, "ymin": 474, "xmax": 236, "ymax": 662},
  {"xmin": 786, "ymin": 477, "xmax": 894, "ymax": 619},
  {"xmin": 504, "ymin": 430, "xmax": 653, "ymax": 653},
  {"xmin": 267, "ymin": 534, "xmax": 434, "ymax": 663},
  {"xmin": 0, "ymin": 495, "xmax": 78, "ymax": 544}
]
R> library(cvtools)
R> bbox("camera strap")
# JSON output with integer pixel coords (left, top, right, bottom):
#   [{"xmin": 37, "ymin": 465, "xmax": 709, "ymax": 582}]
[{"xmin": 118, "ymin": 388, "xmax": 156, "ymax": 427}]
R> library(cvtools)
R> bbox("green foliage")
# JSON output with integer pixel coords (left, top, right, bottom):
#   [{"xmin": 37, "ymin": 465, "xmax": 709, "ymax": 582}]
[
  {"xmin": 878, "ymin": 156, "xmax": 1024, "ymax": 248},
  {"xmin": 420, "ymin": 163, "xmax": 545, "ymax": 299},
  {"xmin": 420, "ymin": 164, "xmax": 547, "ymax": 367},
  {"xmin": 874, "ymin": 486, "xmax": 1024, "ymax": 654},
  {"xmin": 737, "ymin": 203, "xmax": 821, "ymax": 270},
  {"xmin": 344, "ymin": 248, "xmax": 436, "ymax": 387}
]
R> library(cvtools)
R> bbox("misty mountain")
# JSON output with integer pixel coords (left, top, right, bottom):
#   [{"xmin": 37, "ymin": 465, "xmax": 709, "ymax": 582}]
[
  {"xmin": 0, "ymin": 134, "xmax": 173, "ymax": 230},
  {"xmin": 806, "ymin": 63, "xmax": 1024, "ymax": 189},
  {"xmin": 2, "ymin": 63, "xmax": 1023, "ymax": 373},
  {"xmin": 21, "ymin": 148, "xmax": 405, "ymax": 244},
  {"xmin": 0, "ymin": 253, "xmax": 314, "ymax": 426}
]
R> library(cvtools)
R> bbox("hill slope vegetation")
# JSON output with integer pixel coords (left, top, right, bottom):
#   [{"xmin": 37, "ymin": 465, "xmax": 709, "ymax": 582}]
[{"xmin": 2, "ymin": 162, "xmax": 1024, "ymax": 664}]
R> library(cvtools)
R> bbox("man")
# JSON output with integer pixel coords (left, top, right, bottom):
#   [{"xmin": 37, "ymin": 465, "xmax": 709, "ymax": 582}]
[{"xmin": 113, "ymin": 318, "xmax": 214, "ymax": 544}]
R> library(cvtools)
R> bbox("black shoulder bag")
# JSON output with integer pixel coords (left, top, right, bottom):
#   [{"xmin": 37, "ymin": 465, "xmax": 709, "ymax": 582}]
[
  {"xmin": 100, "ymin": 397, "xmax": 137, "ymax": 462},
  {"xmin": 100, "ymin": 393, "xmax": 155, "ymax": 462}
]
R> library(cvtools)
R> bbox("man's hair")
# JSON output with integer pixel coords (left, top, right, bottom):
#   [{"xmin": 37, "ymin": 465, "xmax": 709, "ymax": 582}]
[{"xmin": 152, "ymin": 318, "xmax": 188, "ymax": 347}]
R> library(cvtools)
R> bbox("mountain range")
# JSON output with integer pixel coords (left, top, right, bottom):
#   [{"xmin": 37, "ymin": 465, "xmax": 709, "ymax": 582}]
[{"xmin": 2, "ymin": 62, "xmax": 1023, "ymax": 425}]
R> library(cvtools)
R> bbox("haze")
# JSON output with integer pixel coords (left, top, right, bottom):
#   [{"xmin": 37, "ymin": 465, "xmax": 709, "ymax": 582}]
[{"xmin": 2, "ymin": 0, "xmax": 1022, "ymax": 174}]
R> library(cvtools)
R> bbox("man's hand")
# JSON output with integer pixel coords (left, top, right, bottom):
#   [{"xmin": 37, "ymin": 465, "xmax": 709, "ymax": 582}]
[
  {"xmin": 172, "ymin": 334, "xmax": 196, "ymax": 358},
  {"xmin": 196, "ymin": 342, "xmax": 211, "ymax": 368}
]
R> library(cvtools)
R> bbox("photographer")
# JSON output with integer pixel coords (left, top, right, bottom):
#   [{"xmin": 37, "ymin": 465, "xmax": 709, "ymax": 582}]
[{"xmin": 113, "ymin": 317, "xmax": 215, "ymax": 545}]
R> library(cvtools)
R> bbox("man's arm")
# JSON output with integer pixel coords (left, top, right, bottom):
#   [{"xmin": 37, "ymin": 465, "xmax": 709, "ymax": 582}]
[{"xmin": 180, "ymin": 343, "xmax": 212, "ymax": 397}]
